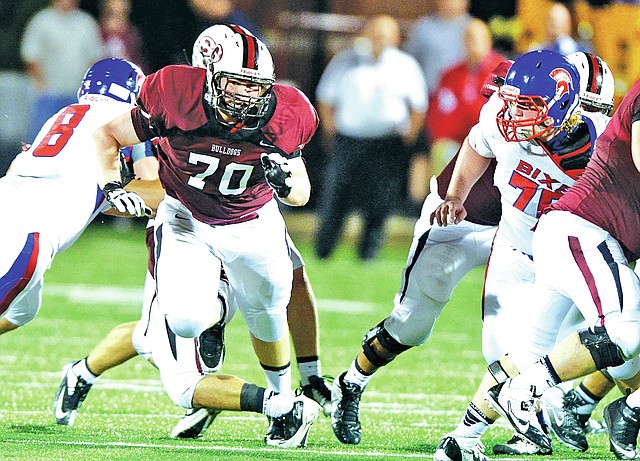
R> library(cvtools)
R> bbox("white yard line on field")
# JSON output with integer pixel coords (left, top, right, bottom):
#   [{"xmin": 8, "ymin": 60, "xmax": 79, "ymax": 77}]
[
  {"xmin": 45, "ymin": 283, "xmax": 375, "ymax": 312},
  {"xmin": 4, "ymin": 438, "xmax": 433, "ymax": 458},
  {"xmin": 4, "ymin": 377, "xmax": 473, "ymax": 405},
  {"xmin": 45, "ymin": 284, "xmax": 143, "ymax": 305}
]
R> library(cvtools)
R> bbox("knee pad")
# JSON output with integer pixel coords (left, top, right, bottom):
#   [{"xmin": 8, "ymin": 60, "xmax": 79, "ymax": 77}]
[
  {"xmin": 165, "ymin": 296, "xmax": 224, "ymax": 339},
  {"xmin": 159, "ymin": 368, "xmax": 202, "ymax": 408},
  {"xmin": 3, "ymin": 303, "xmax": 39, "ymax": 327},
  {"xmin": 385, "ymin": 293, "xmax": 444, "ymax": 347},
  {"xmin": 3, "ymin": 278, "xmax": 43, "ymax": 327},
  {"xmin": 578, "ymin": 326, "xmax": 625, "ymax": 370},
  {"xmin": 607, "ymin": 355, "xmax": 640, "ymax": 381},
  {"xmin": 165, "ymin": 314, "xmax": 209, "ymax": 338},
  {"xmin": 245, "ymin": 309, "xmax": 288, "ymax": 343},
  {"xmin": 361, "ymin": 321, "xmax": 412, "ymax": 368}
]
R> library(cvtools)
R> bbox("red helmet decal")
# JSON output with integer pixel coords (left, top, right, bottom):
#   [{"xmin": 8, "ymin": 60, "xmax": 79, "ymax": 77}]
[
  {"xmin": 549, "ymin": 68, "xmax": 572, "ymax": 98},
  {"xmin": 211, "ymin": 43, "xmax": 224, "ymax": 63},
  {"xmin": 198, "ymin": 36, "xmax": 214, "ymax": 58}
]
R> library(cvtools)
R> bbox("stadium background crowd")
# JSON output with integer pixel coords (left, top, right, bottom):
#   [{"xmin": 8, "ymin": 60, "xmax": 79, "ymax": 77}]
[{"xmin": 0, "ymin": 0, "xmax": 639, "ymax": 239}]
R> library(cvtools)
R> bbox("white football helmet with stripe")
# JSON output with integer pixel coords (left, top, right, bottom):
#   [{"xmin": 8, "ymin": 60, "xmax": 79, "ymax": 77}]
[
  {"xmin": 567, "ymin": 52, "xmax": 615, "ymax": 116},
  {"xmin": 193, "ymin": 24, "xmax": 275, "ymax": 129}
]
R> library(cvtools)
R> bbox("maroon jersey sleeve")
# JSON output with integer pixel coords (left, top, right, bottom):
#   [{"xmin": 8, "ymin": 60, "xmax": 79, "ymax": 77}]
[
  {"xmin": 550, "ymin": 80, "xmax": 640, "ymax": 260},
  {"xmin": 132, "ymin": 65, "xmax": 209, "ymax": 139},
  {"xmin": 261, "ymin": 84, "xmax": 319, "ymax": 156},
  {"xmin": 437, "ymin": 154, "xmax": 501, "ymax": 226}
]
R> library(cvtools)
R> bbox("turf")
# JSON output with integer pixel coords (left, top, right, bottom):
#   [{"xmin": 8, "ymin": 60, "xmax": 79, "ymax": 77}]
[{"xmin": 0, "ymin": 218, "xmax": 620, "ymax": 460}]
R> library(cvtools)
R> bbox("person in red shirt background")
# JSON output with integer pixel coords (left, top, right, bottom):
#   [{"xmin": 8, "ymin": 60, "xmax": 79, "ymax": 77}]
[{"xmin": 424, "ymin": 18, "xmax": 505, "ymax": 180}]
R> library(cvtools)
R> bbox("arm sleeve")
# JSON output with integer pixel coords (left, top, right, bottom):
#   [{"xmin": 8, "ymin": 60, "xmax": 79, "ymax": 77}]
[
  {"xmin": 130, "ymin": 140, "xmax": 156, "ymax": 163},
  {"xmin": 467, "ymin": 95, "xmax": 501, "ymax": 159}
]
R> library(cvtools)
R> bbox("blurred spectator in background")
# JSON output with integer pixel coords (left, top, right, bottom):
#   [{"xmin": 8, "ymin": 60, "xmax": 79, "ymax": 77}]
[
  {"xmin": 99, "ymin": 0, "xmax": 148, "ymax": 72},
  {"xmin": 20, "ymin": 0, "xmax": 104, "ymax": 142},
  {"xmin": 404, "ymin": 0, "xmax": 472, "ymax": 97},
  {"xmin": 469, "ymin": 0, "xmax": 517, "ymax": 56},
  {"xmin": 529, "ymin": 2, "xmax": 593, "ymax": 54},
  {"xmin": 0, "ymin": 0, "xmax": 42, "ymax": 177},
  {"xmin": 0, "ymin": 0, "xmax": 44, "ymax": 71},
  {"xmin": 188, "ymin": 0, "xmax": 262, "ymax": 42},
  {"xmin": 422, "ymin": 19, "xmax": 505, "ymax": 180},
  {"xmin": 314, "ymin": 15, "xmax": 427, "ymax": 261}
]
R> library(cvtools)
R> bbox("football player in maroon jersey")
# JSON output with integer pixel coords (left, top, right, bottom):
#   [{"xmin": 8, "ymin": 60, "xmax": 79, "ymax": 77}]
[
  {"xmin": 53, "ymin": 25, "xmax": 332, "ymax": 440},
  {"xmin": 92, "ymin": 24, "xmax": 320, "ymax": 448}
]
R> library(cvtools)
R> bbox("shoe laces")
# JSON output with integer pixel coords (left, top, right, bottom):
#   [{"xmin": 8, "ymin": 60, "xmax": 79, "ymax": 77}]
[
  {"xmin": 518, "ymin": 393, "xmax": 540, "ymax": 415},
  {"xmin": 340, "ymin": 379, "xmax": 362, "ymax": 426},
  {"xmin": 528, "ymin": 387, "xmax": 544, "ymax": 413},
  {"xmin": 558, "ymin": 392, "xmax": 584, "ymax": 434},
  {"xmin": 270, "ymin": 400, "xmax": 303, "ymax": 440},
  {"xmin": 68, "ymin": 375, "xmax": 92, "ymax": 407},
  {"xmin": 618, "ymin": 404, "xmax": 640, "ymax": 443},
  {"xmin": 473, "ymin": 440, "xmax": 486, "ymax": 454},
  {"xmin": 563, "ymin": 390, "xmax": 586, "ymax": 410}
]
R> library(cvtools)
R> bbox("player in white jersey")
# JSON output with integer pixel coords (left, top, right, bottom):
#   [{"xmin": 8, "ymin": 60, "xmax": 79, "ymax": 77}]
[
  {"xmin": 329, "ymin": 53, "xmax": 617, "ymax": 454},
  {"xmin": 429, "ymin": 50, "xmax": 615, "ymax": 460},
  {"xmin": 0, "ymin": 58, "xmax": 152, "ymax": 337},
  {"xmin": 486, "ymin": 77, "xmax": 640, "ymax": 460}
]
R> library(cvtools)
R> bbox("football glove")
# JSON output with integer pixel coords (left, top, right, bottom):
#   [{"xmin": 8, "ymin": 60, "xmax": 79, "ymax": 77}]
[
  {"xmin": 102, "ymin": 181, "xmax": 151, "ymax": 217},
  {"xmin": 261, "ymin": 153, "xmax": 292, "ymax": 198}
]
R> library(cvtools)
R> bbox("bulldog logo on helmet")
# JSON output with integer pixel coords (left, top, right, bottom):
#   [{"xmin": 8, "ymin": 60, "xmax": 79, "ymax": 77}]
[{"xmin": 549, "ymin": 68, "xmax": 572, "ymax": 99}]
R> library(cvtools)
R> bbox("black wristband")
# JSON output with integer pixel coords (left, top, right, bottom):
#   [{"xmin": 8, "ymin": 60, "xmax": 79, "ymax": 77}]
[
  {"xmin": 102, "ymin": 180, "xmax": 124, "ymax": 194},
  {"xmin": 271, "ymin": 182, "xmax": 291, "ymax": 198}
]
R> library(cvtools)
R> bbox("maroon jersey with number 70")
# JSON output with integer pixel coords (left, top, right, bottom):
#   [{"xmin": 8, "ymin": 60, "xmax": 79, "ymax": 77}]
[{"xmin": 130, "ymin": 65, "xmax": 318, "ymax": 225}]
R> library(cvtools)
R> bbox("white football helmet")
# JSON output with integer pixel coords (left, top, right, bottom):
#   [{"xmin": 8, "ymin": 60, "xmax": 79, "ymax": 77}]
[
  {"xmin": 195, "ymin": 24, "xmax": 275, "ymax": 129},
  {"xmin": 566, "ymin": 52, "xmax": 615, "ymax": 116}
]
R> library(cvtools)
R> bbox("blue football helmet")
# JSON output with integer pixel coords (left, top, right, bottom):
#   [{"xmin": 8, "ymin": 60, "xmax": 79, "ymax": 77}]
[
  {"xmin": 77, "ymin": 58, "xmax": 145, "ymax": 104},
  {"xmin": 496, "ymin": 50, "xmax": 580, "ymax": 142}
]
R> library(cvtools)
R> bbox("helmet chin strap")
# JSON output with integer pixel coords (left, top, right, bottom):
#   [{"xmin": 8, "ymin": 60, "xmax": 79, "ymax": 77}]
[
  {"xmin": 215, "ymin": 106, "xmax": 242, "ymax": 131},
  {"xmin": 230, "ymin": 120, "xmax": 244, "ymax": 133}
]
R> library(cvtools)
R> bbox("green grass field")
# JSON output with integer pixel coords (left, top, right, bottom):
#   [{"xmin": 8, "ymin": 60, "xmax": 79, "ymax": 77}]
[{"xmin": 0, "ymin": 217, "xmax": 620, "ymax": 460}]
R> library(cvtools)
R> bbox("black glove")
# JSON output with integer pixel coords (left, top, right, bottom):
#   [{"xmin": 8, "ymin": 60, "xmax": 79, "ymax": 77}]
[
  {"xmin": 102, "ymin": 181, "xmax": 151, "ymax": 217},
  {"xmin": 261, "ymin": 153, "xmax": 292, "ymax": 198},
  {"xmin": 119, "ymin": 148, "xmax": 136, "ymax": 186}
]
